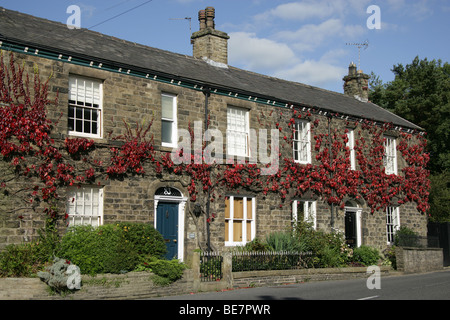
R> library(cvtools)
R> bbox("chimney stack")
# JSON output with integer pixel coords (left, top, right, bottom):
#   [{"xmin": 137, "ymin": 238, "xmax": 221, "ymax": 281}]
[
  {"xmin": 191, "ymin": 7, "xmax": 230, "ymax": 65},
  {"xmin": 343, "ymin": 62, "xmax": 370, "ymax": 102}
]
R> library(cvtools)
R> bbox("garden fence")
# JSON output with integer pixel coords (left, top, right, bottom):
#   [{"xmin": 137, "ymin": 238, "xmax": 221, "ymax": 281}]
[
  {"xmin": 231, "ymin": 251, "xmax": 314, "ymax": 272},
  {"xmin": 199, "ymin": 250, "xmax": 314, "ymax": 282},
  {"xmin": 199, "ymin": 251, "xmax": 223, "ymax": 282}
]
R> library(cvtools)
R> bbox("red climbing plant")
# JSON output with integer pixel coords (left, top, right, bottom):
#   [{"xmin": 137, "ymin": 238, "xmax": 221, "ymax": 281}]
[{"xmin": 0, "ymin": 52, "xmax": 430, "ymax": 225}]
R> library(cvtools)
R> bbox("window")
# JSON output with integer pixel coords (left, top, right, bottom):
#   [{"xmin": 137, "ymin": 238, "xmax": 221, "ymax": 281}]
[
  {"xmin": 293, "ymin": 120, "xmax": 311, "ymax": 164},
  {"xmin": 161, "ymin": 93, "xmax": 177, "ymax": 147},
  {"xmin": 68, "ymin": 76, "xmax": 102, "ymax": 138},
  {"xmin": 66, "ymin": 186, "xmax": 103, "ymax": 227},
  {"xmin": 346, "ymin": 129, "xmax": 356, "ymax": 170},
  {"xmin": 386, "ymin": 206, "xmax": 400, "ymax": 244},
  {"xmin": 227, "ymin": 106, "xmax": 249, "ymax": 157},
  {"xmin": 292, "ymin": 200, "xmax": 316, "ymax": 229},
  {"xmin": 384, "ymin": 136, "xmax": 397, "ymax": 174},
  {"xmin": 225, "ymin": 196, "xmax": 255, "ymax": 246}
]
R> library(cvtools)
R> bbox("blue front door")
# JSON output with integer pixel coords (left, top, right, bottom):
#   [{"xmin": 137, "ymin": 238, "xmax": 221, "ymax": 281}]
[{"xmin": 156, "ymin": 202, "xmax": 179, "ymax": 260}]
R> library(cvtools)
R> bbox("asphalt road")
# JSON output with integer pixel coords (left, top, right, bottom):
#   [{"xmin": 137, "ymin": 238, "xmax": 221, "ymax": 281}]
[{"xmin": 154, "ymin": 269, "xmax": 450, "ymax": 300}]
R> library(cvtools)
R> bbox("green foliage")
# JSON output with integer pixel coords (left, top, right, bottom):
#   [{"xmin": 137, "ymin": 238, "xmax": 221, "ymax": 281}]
[
  {"xmin": 0, "ymin": 242, "xmax": 45, "ymax": 277},
  {"xmin": 56, "ymin": 223, "xmax": 167, "ymax": 275},
  {"xmin": 115, "ymin": 222, "xmax": 167, "ymax": 258},
  {"xmin": 394, "ymin": 226, "xmax": 421, "ymax": 247},
  {"xmin": 369, "ymin": 56, "xmax": 449, "ymax": 221},
  {"xmin": 0, "ymin": 217, "xmax": 59, "ymax": 278},
  {"xmin": 291, "ymin": 221, "xmax": 350, "ymax": 267},
  {"xmin": 382, "ymin": 246, "xmax": 397, "ymax": 269},
  {"xmin": 351, "ymin": 245, "xmax": 381, "ymax": 266},
  {"xmin": 57, "ymin": 224, "xmax": 137, "ymax": 275},
  {"xmin": 137, "ymin": 257, "xmax": 186, "ymax": 286},
  {"xmin": 429, "ymin": 171, "xmax": 450, "ymax": 222},
  {"xmin": 369, "ymin": 56, "xmax": 450, "ymax": 174},
  {"xmin": 265, "ymin": 231, "xmax": 307, "ymax": 252}
]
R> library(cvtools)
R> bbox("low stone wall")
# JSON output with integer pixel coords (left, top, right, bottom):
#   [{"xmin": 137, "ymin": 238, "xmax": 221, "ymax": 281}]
[
  {"xmin": 395, "ymin": 247, "xmax": 443, "ymax": 274},
  {"xmin": 0, "ymin": 265, "xmax": 393, "ymax": 300},
  {"xmin": 231, "ymin": 266, "xmax": 391, "ymax": 288},
  {"xmin": 0, "ymin": 270, "xmax": 194, "ymax": 300}
]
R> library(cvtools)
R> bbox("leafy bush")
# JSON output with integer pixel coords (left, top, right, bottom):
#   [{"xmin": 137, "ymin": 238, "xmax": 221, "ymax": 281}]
[
  {"xmin": 0, "ymin": 217, "xmax": 61, "ymax": 278},
  {"xmin": 148, "ymin": 259, "xmax": 186, "ymax": 282},
  {"xmin": 395, "ymin": 226, "xmax": 420, "ymax": 247},
  {"xmin": 137, "ymin": 257, "xmax": 186, "ymax": 286},
  {"xmin": 56, "ymin": 223, "xmax": 167, "ymax": 275},
  {"xmin": 351, "ymin": 245, "xmax": 381, "ymax": 266},
  {"xmin": 292, "ymin": 221, "xmax": 350, "ymax": 267},
  {"xmin": 0, "ymin": 242, "xmax": 46, "ymax": 277},
  {"xmin": 57, "ymin": 224, "xmax": 140, "ymax": 275},
  {"xmin": 242, "ymin": 238, "xmax": 271, "ymax": 252},
  {"xmin": 115, "ymin": 222, "xmax": 167, "ymax": 258},
  {"xmin": 266, "ymin": 231, "xmax": 306, "ymax": 252}
]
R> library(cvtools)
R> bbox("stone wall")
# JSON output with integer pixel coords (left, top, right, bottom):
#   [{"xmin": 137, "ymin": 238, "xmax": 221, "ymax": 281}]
[
  {"xmin": 395, "ymin": 247, "xmax": 443, "ymax": 273},
  {"xmin": 0, "ymin": 270, "xmax": 194, "ymax": 300}
]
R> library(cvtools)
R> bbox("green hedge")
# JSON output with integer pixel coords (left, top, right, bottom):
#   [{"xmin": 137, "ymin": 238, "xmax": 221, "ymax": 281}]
[{"xmin": 56, "ymin": 223, "xmax": 167, "ymax": 275}]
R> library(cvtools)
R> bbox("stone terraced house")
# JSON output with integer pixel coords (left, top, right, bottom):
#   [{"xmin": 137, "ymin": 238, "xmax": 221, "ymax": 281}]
[{"xmin": 0, "ymin": 7, "xmax": 429, "ymax": 261}]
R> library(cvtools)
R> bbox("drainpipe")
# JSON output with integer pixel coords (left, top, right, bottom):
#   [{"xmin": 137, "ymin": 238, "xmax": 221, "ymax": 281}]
[
  {"xmin": 327, "ymin": 114, "xmax": 335, "ymax": 231},
  {"xmin": 203, "ymin": 87, "xmax": 211, "ymax": 252}
]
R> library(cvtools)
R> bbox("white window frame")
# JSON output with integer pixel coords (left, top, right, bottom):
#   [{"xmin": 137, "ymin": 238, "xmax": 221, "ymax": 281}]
[
  {"xmin": 68, "ymin": 76, "xmax": 103, "ymax": 138},
  {"xmin": 293, "ymin": 120, "xmax": 311, "ymax": 164},
  {"xmin": 386, "ymin": 206, "xmax": 400, "ymax": 245},
  {"xmin": 227, "ymin": 106, "xmax": 250, "ymax": 157},
  {"xmin": 384, "ymin": 136, "xmax": 397, "ymax": 175},
  {"xmin": 346, "ymin": 129, "xmax": 356, "ymax": 170},
  {"xmin": 225, "ymin": 196, "xmax": 255, "ymax": 246},
  {"xmin": 292, "ymin": 200, "xmax": 317, "ymax": 229},
  {"xmin": 66, "ymin": 186, "xmax": 103, "ymax": 227},
  {"xmin": 161, "ymin": 93, "xmax": 178, "ymax": 148}
]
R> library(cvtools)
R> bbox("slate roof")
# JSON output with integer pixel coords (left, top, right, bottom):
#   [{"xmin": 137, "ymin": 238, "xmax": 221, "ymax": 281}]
[{"xmin": 0, "ymin": 7, "xmax": 421, "ymax": 130}]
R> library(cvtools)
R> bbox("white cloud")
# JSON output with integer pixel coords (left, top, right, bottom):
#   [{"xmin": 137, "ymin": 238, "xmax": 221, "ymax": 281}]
[
  {"xmin": 226, "ymin": 1, "xmax": 377, "ymax": 92},
  {"xmin": 274, "ymin": 59, "xmax": 346, "ymax": 88},
  {"xmin": 254, "ymin": 1, "xmax": 336, "ymax": 21},
  {"xmin": 228, "ymin": 32, "xmax": 297, "ymax": 70},
  {"xmin": 228, "ymin": 30, "xmax": 348, "ymax": 89},
  {"xmin": 276, "ymin": 18, "xmax": 366, "ymax": 52}
]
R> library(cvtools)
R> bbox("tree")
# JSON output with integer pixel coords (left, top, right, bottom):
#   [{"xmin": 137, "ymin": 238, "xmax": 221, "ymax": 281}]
[
  {"xmin": 369, "ymin": 56, "xmax": 450, "ymax": 221},
  {"xmin": 369, "ymin": 56, "xmax": 450, "ymax": 174}
]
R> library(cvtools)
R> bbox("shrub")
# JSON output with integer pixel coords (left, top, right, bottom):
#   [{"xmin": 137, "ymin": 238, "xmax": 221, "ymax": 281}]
[
  {"xmin": 0, "ymin": 217, "xmax": 61, "ymax": 278},
  {"xmin": 57, "ymin": 224, "xmax": 140, "ymax": 275},
  {"xmin": 0, "ymin": 242, "xmax": 45, "ymax": 277},
  {"xmin": 382, "ymin": 245, "xmax": 397, "ymax": 269},
  {"xmin": 148, "ymin": 259, "xmax": 186, "ymax": 282},
  {"xmin": 115, "ymin": 222, "xmax": 167, "ymax": 258},
  {"xmin": 351, "ymin": 245, "xmax": 381, "ymax": 266},
  {"xmin": 395, "ymin": 226, "xmax": 420, "ymax": 247},
  {"xmin": 266, "ymin": 231, "xmax": 306, "ymax": 252},
  {"xmin": 292, "ymin": 221, "xmax": 350, "ymax": 267},
  {"xmin": 138, "ymin": 258, "xmax": 186, "ymax": 286}
]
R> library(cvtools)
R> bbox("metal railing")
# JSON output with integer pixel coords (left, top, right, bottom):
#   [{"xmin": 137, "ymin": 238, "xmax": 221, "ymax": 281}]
[
  {"xmin": 199, "ymin": 251, "xmax": 223, "ymax": 282},
  {"xmin": 231, "ymin": 251, "xmax": 314, "ymax": 272}
]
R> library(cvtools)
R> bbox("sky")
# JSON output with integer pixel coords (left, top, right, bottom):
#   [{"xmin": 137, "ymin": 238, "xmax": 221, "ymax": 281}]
[{"xmin": 1, "ymin": 0, "xmax": 449, "ymax": 94}]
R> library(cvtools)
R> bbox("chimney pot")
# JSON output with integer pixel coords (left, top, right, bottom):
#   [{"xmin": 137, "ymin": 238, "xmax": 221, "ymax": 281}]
[
  {"xmin": 198, "ymin": 10, "xmax": 206, "ymax": 30},
  {"xmin": 205, "ymin": 7, "xmax": 215, "ymax": 29}
]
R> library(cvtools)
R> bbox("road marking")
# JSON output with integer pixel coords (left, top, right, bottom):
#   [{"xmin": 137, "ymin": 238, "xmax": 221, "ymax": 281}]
[{"xmin": 357, "ymin": 295, "xmax": 379, "ymax": 300}]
